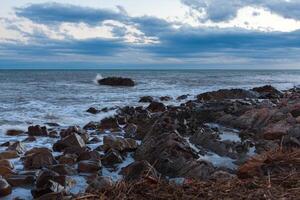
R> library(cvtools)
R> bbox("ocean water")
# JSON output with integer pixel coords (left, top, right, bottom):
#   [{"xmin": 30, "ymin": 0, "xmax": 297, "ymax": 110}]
[{"xmin": 1, "ymin": 69, "xmax": 300, "ymax": 134}]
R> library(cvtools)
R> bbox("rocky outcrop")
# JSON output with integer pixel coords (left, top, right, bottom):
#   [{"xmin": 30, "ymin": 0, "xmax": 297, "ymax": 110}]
[
  {"xmin": 197, "ymin": 89, "xmax": 259, "ymax": 101},
  {"xmin": 252, "ymin": 85, "xmax": 282, "ymax": 99},
  {"xmin": 147, "ymin": 101, "xmax": 166, "ymax": 112},
  {"xmin": 98, "ymin": 77, "xmax": 135, "ymax": 87}
]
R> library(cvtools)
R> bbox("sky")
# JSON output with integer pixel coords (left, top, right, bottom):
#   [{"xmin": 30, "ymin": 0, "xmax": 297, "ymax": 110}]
[{"xmin": 1, "ymin": 0, "xmax": 300, "ymax": 69}]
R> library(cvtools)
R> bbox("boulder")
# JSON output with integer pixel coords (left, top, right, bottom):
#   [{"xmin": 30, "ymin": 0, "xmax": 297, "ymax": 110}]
[
  {"xmin": 139, "ymin": 96, "xmax": 154, "ymax": 103},
  {"xmin": 83, "ymin": 122, "xmax": 100, "ymax": 130},
  {"xmin": 53, "ymin": 133, "xmax": 86, "ymax": 152},
  {"xmin": 99, "ymin": 117, "xmax": 119, "ymax": 131},
  {"xmin": 57, "ymin": 154, "xmax": 77, "ymax": 165},
  {"xmin": 60, "ymin": 126, "xmax": 88, "ymax": 142},
  {"xmin": 86, "ymin": 107, "xmax": 99, "ymax": 114},
  {"xmin": 86, "ymin": 176, "xmax": 113, "ymax": 191},
  {"xmin": 147, "ymin": 101, "xmax": 166, "ymax": 112},
  {"xmin": 160, "ymin": 96, "xmax": 172, "ymax": 101},
  {"xmin": 197, "ymin": 89, "xmax": 258, "ymax": 101},
  {"xmin": 28, "ymin": 125, "xmax": 48, "ymax": 136},
  {"xmin": 23, "ymin": 148, "xmax": 56, "ymax": 169},
  {"xmin": 0, "ymin": 151, "xmax": 19, "ymax": 160},
  {"xmin": 7, "ymin": 175, "xmax": 35, "ymax": 187},
  {"xmin": 47, "ymin": 164, "xmax": 77, "ymax": 175},
  {"xmin": 252, "ymin": 85, "xmax": 282, "ymax": 99},
  {"xmin": 0, "ymin": 166, "xmax": 16, "ymax": 178},
  {"xmin": 120, "ymin": 160, "xmax": 160, "ymax": 181},
  {"xmin": 77, "ymin": 150, "xmax": 102, "ymax": 161},
  {"xmin": 0, "ymin": 178, "xmax": 12, "ymax": 197},
  {"xmin": 78, "ymin": 160, "xmax": 102, "ymax": 173},
  {"xmin": 98, "ymin": 77, "xmax": 135, "ymax": 87},
  {"xmin": 101, "ymin": 135, "xmax": 138, "ymax": 152},
  {"xmin": 6, "ymin": 129, "xmax": 24, "ymax": 136},
  {"xmin": 102, "ymin": 149, "xmax": 123, "ymax": 166}
]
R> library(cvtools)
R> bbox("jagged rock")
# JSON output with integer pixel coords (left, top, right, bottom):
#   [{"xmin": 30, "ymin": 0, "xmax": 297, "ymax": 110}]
[
  {"xmin": 78, "ymin": 160, "xmax": 102, "ymax": 173},
  {"xmin": 102, "ymin": 149, "xmax": 123, "ymax": 166},
  {"xmin": 147, "ymin": 101, "xmax": 166, "ymax": 112},
  {"xmin": 252, "ymin": 85, "xmax": 282, "ymax": 99},
  {"xmin": 28, "ymin": 125, "xmax": 48, "ymax": 136},
  {"xmin": 0, "ymin": 165, "xmax": 16, "ymax": 178},
  {"xmin": 160, "ymin": 96, "xmax": 172, "ymax": 101},
  {"xmin": 120, "ymin": 160, "xmax": 160, "ymax": 181},
  {"xmin": 60, "ymin": 126, "xmax": 89, "ymax": 142},
  {"xmin": 86, "ymin": 107, "xmax": 99, "ymax": 114},
  {"xmin": 139, "ymin": 96, "xmax": 154, "ymax": 103},
  {"xmin": 7, "ymin": 175, "xmax": 35, "ymax": 187},
  {"xmin": 101, "ymin": 135, "xmax": 137, "ymax": 152},
  {"xmin": 83, "ymin": 122, "xmax": 100, "ymax": 130},
  {"xmin": 0, "ymin": 178, "xmax": 12, "ymax": 197},
  {"xmin": 197, "ymin": 89, "xmax": 258, "ymax": 101},
  {"xmin": 23, "ymin": 148, "xmax": 56, "ymax": 169},
  {"xmin": 77, "ymin": 150, "xmax": 102, "ymax": 161},
  {"xmin": 47, "ymin": 164, "xmax": 77, "ymax": 175},
  {"xmin": 98, "ymin": 77, "xmax": 135, "ymax": 87},
  {"xmin": 99, "ymin": 117, "xmax": 119, "ymax": 131},
  {"xmin": 53, "ymin": 133, "xmax": 86, "ymax": 152}
]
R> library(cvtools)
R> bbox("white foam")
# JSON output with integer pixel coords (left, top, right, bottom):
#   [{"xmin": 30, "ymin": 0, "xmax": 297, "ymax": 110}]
[{"xmin": 93, "ymin": 73, "xmax": 103, "ymax": 85}]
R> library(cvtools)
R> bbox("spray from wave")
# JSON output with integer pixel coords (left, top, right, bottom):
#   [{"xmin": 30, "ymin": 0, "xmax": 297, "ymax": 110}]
[{"xmin": 93, "ymin": 74, "xmax": 103, "ymax": 85}]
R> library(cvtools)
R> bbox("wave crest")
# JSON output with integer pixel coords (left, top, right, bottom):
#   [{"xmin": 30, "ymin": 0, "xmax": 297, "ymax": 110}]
[{"xmin": 93, "ymin": 74, "xmax": 103, "ymax": 84}]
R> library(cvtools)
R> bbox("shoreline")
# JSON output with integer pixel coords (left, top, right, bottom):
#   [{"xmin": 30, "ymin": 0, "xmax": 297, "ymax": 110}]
[{"xmin": 0, "ymin": 85, "xmax": 300, "ymax": 199}]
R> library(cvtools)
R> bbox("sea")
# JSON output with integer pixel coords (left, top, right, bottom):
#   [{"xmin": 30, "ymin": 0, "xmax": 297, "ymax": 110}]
[{"xmin": 1, "ymin": 69, "xmax": 300, "ymax": 134}]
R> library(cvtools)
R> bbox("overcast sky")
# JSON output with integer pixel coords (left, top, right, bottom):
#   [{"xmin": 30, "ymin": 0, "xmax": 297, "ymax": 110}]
[{"xmin": 1, "ymin": 0, "xmax": 300, "ymax": 69}]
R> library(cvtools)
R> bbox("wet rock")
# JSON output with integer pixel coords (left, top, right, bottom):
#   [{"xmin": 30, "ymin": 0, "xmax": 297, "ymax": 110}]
[
  {"xmin": 177, "ymin": 94, "xmax": 189, "ymax": 101},
  {"xmin": 6, "ymin": 141, "xmax": 26, "ymax": 154},
  {"xmin": 0, "ymin": 178, "xmax": 12, "ymax": 197},
  {"xmin": 102, "ymin": 135, "xmax": 138, "ymax": 152},
  {"xmin": 262, "ymin": 120, "xmax": 291, "ymax": 140},
  {"xmin": 197, "ymin": 89, "xmax": 258, "ymax": 101},
  {"xmin": 252, "ymin": 85, "xmax": 282, "ymax": 99},
  {"xmin": 78, "ymin": 160, "xmax": 102, "ymax": 173},
  {"xmin": 23, "ymin": 148, "xmax": 56, "ymax": 169},
  {"xmin": 98, "ymin": 77, "xmax": 135, "ymax": 87},
  {"xmin": 6, "ymin": 129, "xmax": 24, "ymax": 136},
  {"xmin": 0, "ymin": 151, "xmax": 19, "ymax": 159},
  {"xmin": 77, "ymin": 150, "xmax": 102, "ymax": 161},
  {"xmin": 22, "ymin": 136, "xmax": 36, "ymax": 142},
  {"xmin": 0, "ymin": 160, "xmax": 14, "ymax": 170},
  {"xmin": 57, "ymin": 154, "xmax": 77, "ymax": 165},
  {"xmin": 139, "ymin": 96, "xmax": 154, "ymax": 103},
  {"xmin": 99, "ymin": 117, "xmax": 119, "ymax": 131},
  {"xmin": 102, "ymin": 149, "xmax": 123, "ymax": 166},
  {"xmin": 86, "ymin": 176, "xmax": 113, "ymax": 191},
  {"xmin": 83, "ymin": 122, "xmax": 100, "ymax": 130},
  {"xmin": 147, "ymin": 101, "xmax": 166, "ymax": 112},
  {"xmin": 0, "ymin": 141, "xmax": 16, "ymax": 147},
  {"xmin": 120, "ymin": 160, "xmax": 160, "ymax": 181},
  {"xmin": 7, "ymin": 175, "xmax": 35, "ymax": 187},
  {"xmin": 86, "ymin": 107, "xmax": 99, "ymax": 114},
  {"xmin": 62, "ymin": 146, "xmax": 89, "ymax": 156},
  {"xmin": 0, "ymin": 165, "xmax": 16, "ymax": 178},
  {"xmin": 124, "ymin": 123, "xmax": 137, "ymax": 138},
  {"xmin": 160, "ymin": 96, "xmax": 172, "ymax": 101},
  {"xmin": 48, "ymin": 164, "xmax": 77, "ymax": 175},
  {"xmin": 60, "ymin": 126, "xmax": 89, "ymax": 142},
  {"xmin": 48, "ymin": 131, "xmax": 59, "ymax": 138},
  {"xmin": 28, "ymin": 125, "xmax": 48, "ymax": 136},
  {"xmin": 53, "ymin": 133, "xmax": 86, "ymax": 152}
]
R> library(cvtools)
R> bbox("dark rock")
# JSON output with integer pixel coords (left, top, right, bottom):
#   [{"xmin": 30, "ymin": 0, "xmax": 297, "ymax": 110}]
[
  {"xmin": 147, "ymin": 101, "xmax": 166, "ymax": 112},
  {"xmin": 102, "ymin": 135, "xmax": 137, "ymax": 152},
  {"xmin": 6, "ymin": 129, "xmax": 24, "ymax": 136},
  {"xmin": 197, "ymin": 89, "xmax": 258, "ymax": 101},
  {"xmin": 57, "ymin": 154, "xmax": 77, "ymax": 165},
  {"xmin": 48, "ymin": 164, "xmax": 77, "ymax": 175},
  {"xmin": 120, "ymin": 160, "xmax": 159, "ymax": 181},
  {"xmin": 86, "ymin": 107, "xmax": 99, "ymax": 114},
  {"xmin": 98, "ymin": 77, "xmax": 135, "ymax": 87},
  {"xmin": 6, "ymin": 141, "xmax": 26, "ymax": 154},
  {"xmin": 0, "ymin": 165, "xmax": 16, "ymax": 178},
  {"xmin": 77, "ymin": 150, "xmax": 102, "ymax": 161},
  {"xmin": 0, "ymin": 160, "xmax": 14, "ymax": 170},
  {"xmin": 0, "ymin": 151, "xmax": 19, "ymax": 160},
  {"xmin": 99, "ymin": 117, "xmax": 119, "ymax": 131},
  {"xmin": 139, "ymin": 96, "xmax": 154, "ymax": 103},
  {"xmin": 86, "ymin": 176, "xmax": 113, "ymax": 191},
  {"xmin": 53, "ymin": 133, "xmax": 86, "ymax": 152},
  {"xmin": 160, "ymin": 96, "xmax": 172, "ymax": 101},
  {"xmin": 177, "ymin": 94, "xmax": 189, "ymax": 101},
  {"xmin": 124, "ymin": 123, "xmax": 138, "ymax": 138},
  {"xmin": 78, "ymin": 160, "xmax": 102, "ymax": 173},
  {"xmin": 252, "ymin": 85, "xmax": 282, "ymax": 99},
  {"xmin": 28, "ymin": 125, "xmax": 48, "ymax": 136},
  {"xmin": 0, "ymin": 178, "xmax": 12, "ymax": 197},
  {"xmin": 23, "ymin": 148, "xmax": 56, "ymax": 170},
  {"xmin": 83, "ymin": 122, "xmax": 100, "ymax": 130},
  {"xmin": 44, "ymin": 122, "xmax": 60, "ymax": 127},
  {"xmin": 7, "ymin": 175, "xmax": 35, "ymax": 187},
  {"xmin": 35, "ymin": 192, "xmax": 68, "ymax": 200},
  {"xmin": 102, "ymin": 149, "xmax": 123, "ymax": 166},
  {"xmin": 60, "ymin": 126, "xmax": 88, "ymax": 142},
  {"xmin": 22, "ymin": 136, "xmax": 36, "ymax": 142}
]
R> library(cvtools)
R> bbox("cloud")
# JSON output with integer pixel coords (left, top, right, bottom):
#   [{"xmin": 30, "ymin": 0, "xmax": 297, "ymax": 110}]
[
  {"xmin": 15, "ymin": 2, "xmax": 128, "ymax": 25},
  {"xmin": 182, "ymin": 0, "xmax": 300, "ymax": 22}
]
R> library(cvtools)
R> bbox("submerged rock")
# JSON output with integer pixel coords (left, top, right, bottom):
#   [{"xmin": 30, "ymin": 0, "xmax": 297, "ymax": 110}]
[
  {"xmin": 6, "ymin": 129, "xmax": 24, "ymax": 136},
  {"xmin": 86, "ymin": 107, "xmax": 100, "ymax": 114},
  {"xmin": 139, "ymin": 96, "xmax": 154, "ymax": 103},
  {"xmin": 98, "ymin": 77, "xmax": 135, "ymax": 87}
]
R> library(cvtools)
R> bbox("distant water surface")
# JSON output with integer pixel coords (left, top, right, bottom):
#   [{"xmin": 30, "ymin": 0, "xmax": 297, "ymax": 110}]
[{"xmin": 1, "ymin": 69, "xmax": 300, "ymax": 133}]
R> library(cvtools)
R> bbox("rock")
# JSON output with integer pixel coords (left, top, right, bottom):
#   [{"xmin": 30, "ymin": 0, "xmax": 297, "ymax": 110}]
[
  {"xmin": 102, "ymin": 135, "xmax": 138, "ymax": 152},
  {"xmin": 28, "ymin": 125, "xmax": 48, "ymax": 136},
  {"xmin": 197, "ymin": 89, "xmax": 258, "ymax": 101},
  {"xmin": 0, "ymin": 178, "xmax": 12, "ymax": 197},
  {"xmin": 35, "ymin": 192, "xmax": 68, "ymax": 200},
  {"xmin": 177, "ymin": 95, "xmax": 189, "ymax": 101},
  {"xmin": 262, "ymin": 120, "xmax": 291, "ymax": 140},
  {"xmin": 60, "ymin": 126, "xmax": 88, "ymax": 142},
  {"xmin": 53, "ymin": 133, "xmax": 86, "ymax": 152},
  {"xmin": 23, "ymin": 148, "xmax": 56, "ymax": 169},
  {"xmin": 44, "ymin": 122, "xmax": 60, "ymax": 127},
  {"xmin": 83, "ymin": 122, "xmax": 100, "ymax": 130},
  {"xmin": 102, "ymin": 149, "xmax": 123, "ymax": 166},
  {"xmin": 77, "ymin": 150, "xmax": 102, "ymax": 161},
  {"xmin": 78, "ymin": 160, "xmax": 102, "ymax": 173},
  {"xmin": 99, "ymin": 117, "xmax": 119, "ymax": 131},
  {"xmin": 6, "ymin": 129, "xmax": 24, "ymax": 136},
  {"xmin": 86, "ymin": 176, "xmax": 113, "ymax": 191},
  {"xmin": 6, "ymin": 141, "xmax": 26, "ymax": 154},
  {"xmin": 120, "ymin": 160, "xmax": 159, "ymax": 181},
  {"xmin": 22, "ymin": 136, "xmax": 36, "ymax": 142},
  {"xmin": 47, "ymin": 164, "xmax": 77, "ymax": 175},
  {"xmin": 57, "ymin": 154, "xmax": 77, "ymax": 165},
  {"xmin": 0, "ymin": 151, "xmax": 19, "ymax": 160},
  {"xmin": 252, "ymin": 85, "xmax": 282, "ymax": 99},
  {"xmin": 290, "ymin": 104, "xmax": 300, "ymax": 118},
  {"xmin": 98, "ymin": 77, "xmax": 135, "ymax": 87},
  {"xmin": 0, "ymin": 166, "xmax": 16, "ymax": 178},
  {"xmin": 0, "ymin": 160, "xmax": 14, "ymax": 170},
  {"xmin": 160, "ymin": 96, "xmax": 172, "ymax": 101},
  {"xmin": 147, "ymin": 101, "xmax": 166, "ymax": 112},
  {"xmin": 7, "ymin": 175, "xmax": 35, "ymax": 187},
  {"xmin": 86, "ymin": 107, "xmax": 99, "ymax": 114},
  {"xmin": 88, "ymin": 136, "xmax": 102, "ymax": 144},
  {"xmin": 124, "ymin": 123, "xmax": 137, "ymax": 138},
  {"xmin": 139, "ymin": 96, "xmax": 154, "ymax": 103},
  {"xmin": 210, "ymin": 170, "xmax": 236, "ymax": 181}
]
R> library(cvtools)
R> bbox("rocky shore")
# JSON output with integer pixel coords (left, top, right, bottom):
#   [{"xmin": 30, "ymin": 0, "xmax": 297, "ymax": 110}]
[{"xmin": 0, "ymin": 85, "xmax": 299, "ymax": 199}]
